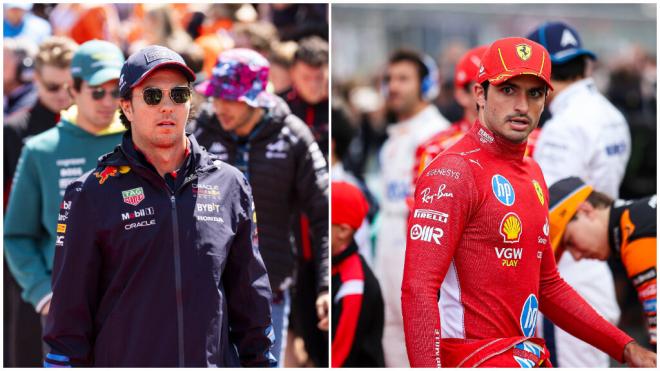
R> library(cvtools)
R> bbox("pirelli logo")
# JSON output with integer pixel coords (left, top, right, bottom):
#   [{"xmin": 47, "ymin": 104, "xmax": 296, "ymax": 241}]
[
  {"xmin": 413, "ymin": 209, "xmax": 449, "ymax": 223},
  {"xmin": 57, "ymin": 224, "xmax": 67, "ymax": 233}
]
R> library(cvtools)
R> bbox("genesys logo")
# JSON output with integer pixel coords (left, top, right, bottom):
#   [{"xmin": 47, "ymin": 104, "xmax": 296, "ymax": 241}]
[
  {"xmin": 499, "ymin": 212, "xmax": 522, "ymax": 243},
  {"xmin": 410, "ymin": 224, "xmax": 444, "ymax": 245},
  {"xmin": 413, "ymin": 209, "xmax": 449, "ymax": 223},
  {"xmin": 495, "ymin": 247, "xmax": 522, "ymax": 267},
  {"xmin": 426, "ymin": 167, "xmax": 461, "ymax": 180},
  {"xmin": 492, "ymin": 174, "xmax": 515, "ymax": 206}
]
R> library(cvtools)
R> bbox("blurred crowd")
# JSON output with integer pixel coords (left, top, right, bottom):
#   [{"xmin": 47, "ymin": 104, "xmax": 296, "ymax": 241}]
[
  {"xmin": 4, "ymin": 3, "xmax": 328, "ymax": 367},
  {"xmin": 331, "ymin": 19, "xmax": 656, "ymax": 368}
]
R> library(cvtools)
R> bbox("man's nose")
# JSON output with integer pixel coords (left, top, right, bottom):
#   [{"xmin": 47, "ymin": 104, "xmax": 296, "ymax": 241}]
[{"xmin": 513, "ymin": 93, "xmax": 529, "ymax": 113}]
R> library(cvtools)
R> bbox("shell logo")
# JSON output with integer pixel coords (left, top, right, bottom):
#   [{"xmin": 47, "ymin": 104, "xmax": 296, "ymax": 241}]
[{"xmin": 500, "ymin": 212, "xmax": 522, "ymax": 243}]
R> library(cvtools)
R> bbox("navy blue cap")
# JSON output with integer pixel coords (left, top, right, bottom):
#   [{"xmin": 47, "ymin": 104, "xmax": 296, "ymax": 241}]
[
  {"xmin": 119, "ymin": 45, "xmax": 195, "ymax": 97},
  {"xmin": 527, "ymin": 22, "xmax": 596, "ymax": 64}
]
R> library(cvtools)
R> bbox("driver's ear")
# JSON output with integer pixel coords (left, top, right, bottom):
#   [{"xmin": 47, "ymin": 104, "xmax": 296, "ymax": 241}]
[{"xmin": 120, "ymin": 98, "xmax": 134, "ymax": 122}]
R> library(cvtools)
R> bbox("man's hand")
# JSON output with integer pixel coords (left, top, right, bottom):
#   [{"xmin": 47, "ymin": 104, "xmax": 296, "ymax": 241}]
[
  {"xmin": 315, "ymin": 291, "xmax": 329, "ymax": 331},
  {"xmin": 623, "ymin": 341, "xmax": 656, "ymax": 367},
  {"xmin": 40, "ymin": 299, "xmax": 51, "ymax": 317}
]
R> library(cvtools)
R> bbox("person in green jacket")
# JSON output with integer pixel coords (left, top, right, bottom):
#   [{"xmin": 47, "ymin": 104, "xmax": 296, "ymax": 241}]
[{"xmin": 4, "ymin": 39, "xmax": 126, "ymax": 347}]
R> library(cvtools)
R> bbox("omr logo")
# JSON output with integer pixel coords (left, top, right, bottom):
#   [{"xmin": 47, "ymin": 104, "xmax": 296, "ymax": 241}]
[
  {"xmin": 520, "ymin": 294, "xmax": 539, "ymax": 337},
  {"xmin": 410, "ymin": 224, "xmax": 443, "ymax": 245},
  {"xmin": 491, "ymin": 174, "xmax": 515, "ymax": 206}
]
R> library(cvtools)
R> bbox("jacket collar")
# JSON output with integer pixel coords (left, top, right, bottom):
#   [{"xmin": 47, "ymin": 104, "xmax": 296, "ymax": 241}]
[
  {"xmin": 100, "ymin": 131, "xmax": 220, "ymax": 180},
  {"xmin": 607, "ymin": 201, "xmax": 625, "ymax": 256},
  {"xmin": 332, "ymin": 240, "xmax": 358, "ymax": 267}
]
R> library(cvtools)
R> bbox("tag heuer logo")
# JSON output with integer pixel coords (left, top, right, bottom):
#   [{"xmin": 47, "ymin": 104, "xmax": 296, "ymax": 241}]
[
  {"xmin": 122, "ymin": 187, "xmax": 145, "ymax": 206},
  {"xmin": 516, "ymin": 44, "xmax": 532, "ymax": 61}
]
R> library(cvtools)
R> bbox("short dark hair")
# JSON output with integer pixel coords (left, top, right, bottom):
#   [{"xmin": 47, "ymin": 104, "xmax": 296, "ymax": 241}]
[
  {"xmin": 118, "ymin": 106, "xmax": 131, "ymax": 130},
  {"xmin": 388, "ymin": 49, "xmax": 428, "ymax": 84},
  {"xmin": 293, "ymin": 36, "xmax": 328, "ymax": 67},
  {"xmin": 586, "ymin": 190, "xmax": 615, "ymax": 209},
  {"xmin": 551, "ymin": 56, "xmax": 587, "ymax": 82}
]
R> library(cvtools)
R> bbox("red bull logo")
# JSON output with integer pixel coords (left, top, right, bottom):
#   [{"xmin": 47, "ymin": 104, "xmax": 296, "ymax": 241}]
[{"xmin": 95, "ymin": 166, "xmax": 130, "ymax": 184}]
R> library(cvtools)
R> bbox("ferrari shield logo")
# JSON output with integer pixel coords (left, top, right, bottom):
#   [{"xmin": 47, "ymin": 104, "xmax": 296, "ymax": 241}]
[
  {"xmin": 532, "ymin": 180, "xmax": 545, "ymax": 205},
  {"xmin": 516, "ymin": 44, "xmax": 532, "ymax": 61}
]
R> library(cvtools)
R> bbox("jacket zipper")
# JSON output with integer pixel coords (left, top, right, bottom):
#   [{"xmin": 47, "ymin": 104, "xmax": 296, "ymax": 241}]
[
  {"xmin": 170, "ymin": 194, "xmax": 185, "ymax": 367},
  {"xmin": 168, "ymin": 173, "xmax": 200, "ymax": 366}
]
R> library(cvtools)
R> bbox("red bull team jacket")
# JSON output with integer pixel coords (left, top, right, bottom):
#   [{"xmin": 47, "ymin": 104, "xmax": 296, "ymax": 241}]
[{"xmin": 43, "ymin": 132, "xmax": 275, "ymax": 367}]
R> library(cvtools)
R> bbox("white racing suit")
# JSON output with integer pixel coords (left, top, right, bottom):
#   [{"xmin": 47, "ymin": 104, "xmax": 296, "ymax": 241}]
[
  {"xmin": 534, "ymin": 77, "xmax": 631, "ymax": 367},
  {"xmin": 374, "ymin": 105, "xmax": 449, "ymax": 367}
]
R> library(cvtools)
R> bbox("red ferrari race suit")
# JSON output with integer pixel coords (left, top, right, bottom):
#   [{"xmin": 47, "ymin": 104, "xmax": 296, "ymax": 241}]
[{"xmin": 402, "ymin": 122, "xmax": 633, "ymax": 367}]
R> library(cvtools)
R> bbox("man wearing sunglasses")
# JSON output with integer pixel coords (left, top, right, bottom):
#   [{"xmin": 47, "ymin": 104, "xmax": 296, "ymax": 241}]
[
  {"xmin": 4, "ymin": 39, "xmax": 126, "ymax": 356},
  {"xmin": 190, "ymin": 48, "xmax": 329, "ymax": 367},
  {"xmin": 43, "ymin": 45, "xmax": 275, "ymax": 367},
  {"xmin": 3, "ymin": 35, "xmax": 78, "ymax": 367}
]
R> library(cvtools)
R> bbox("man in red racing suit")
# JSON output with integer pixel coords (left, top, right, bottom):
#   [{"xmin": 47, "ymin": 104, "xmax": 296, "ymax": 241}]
[{"xmin": 402, "ymin": 37, "xmax": 656, "ymax": 367}]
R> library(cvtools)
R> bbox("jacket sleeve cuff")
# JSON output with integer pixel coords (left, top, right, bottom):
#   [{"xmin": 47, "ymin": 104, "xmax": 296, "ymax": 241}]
[
  {"xmin": 35, "ymin": 292, "xmax": 53, "ymax": 314},
  {"xmin": 44, "ymin": 352, "xmax": 71, "ymax": 367}
]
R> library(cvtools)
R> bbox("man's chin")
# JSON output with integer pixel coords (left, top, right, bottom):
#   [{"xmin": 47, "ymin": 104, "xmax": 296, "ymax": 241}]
[{"xmin": 151, "ymin": 132, "xmax": 183, "ymax": 148}]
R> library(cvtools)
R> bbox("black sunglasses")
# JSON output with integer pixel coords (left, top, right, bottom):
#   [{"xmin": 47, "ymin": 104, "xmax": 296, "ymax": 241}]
[
  {"xmin": 140, "ymin": 87, "xmax": 192, "ymax": 106},
  {"xmin": 90, "ymin": 87, "xmax": 120, "ymax": 100},
  {"xmin": 43, "ymin": 82, "xmax": 68, "ymax": 93}
]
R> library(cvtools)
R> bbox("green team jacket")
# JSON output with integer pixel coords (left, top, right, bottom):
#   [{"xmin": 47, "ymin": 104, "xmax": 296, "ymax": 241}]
[{"xmin": 4, "ymin": 105, "xmax": 125, "ymax": 310}]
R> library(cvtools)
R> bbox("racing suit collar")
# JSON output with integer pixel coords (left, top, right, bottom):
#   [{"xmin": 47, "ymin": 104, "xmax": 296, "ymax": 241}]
[
  {"xmin": 548, "ymin": 77, "xmax": 595, "ymax": 115},
  {"xmin": 332, "ymin": 239, "xmax": 359, "ymax": 267},
  {"xmin": 607, "ymin": 202, "xmax": 624, "ymax": 257},
  {"xmin": 469, "ymin": 120, "xmax": 528, "ymax": 161}
]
